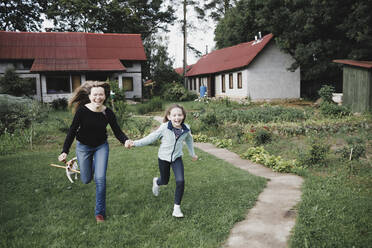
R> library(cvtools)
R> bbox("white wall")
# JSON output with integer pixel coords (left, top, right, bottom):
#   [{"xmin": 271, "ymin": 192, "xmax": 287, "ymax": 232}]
[
  {"xmin": 118, "ymin": 61, "xmax": 142, "ymax": 98},
  {"xmin": 246, "ymin": 42, "xmax": 300, "ymax": 100},
  {"xmin": 213, "ymin": 42, "xmax": 300, "ymax": 100}
]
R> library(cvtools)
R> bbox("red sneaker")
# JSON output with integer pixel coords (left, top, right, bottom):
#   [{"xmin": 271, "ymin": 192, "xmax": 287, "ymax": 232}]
[{"xmin": 96, "ymin": 214, "xmax": 105, "ymax": 223}]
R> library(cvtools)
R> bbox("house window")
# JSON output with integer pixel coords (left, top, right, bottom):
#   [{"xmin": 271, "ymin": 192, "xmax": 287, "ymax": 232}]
[
  {"xmin": 198, "ymin": 77, "xmax": 201, "ymax": 92},
  {"xmin": 120, "ymin": 60, "xmax": 133, "ymax": 68},
  {"xmin": 221, "ymin": 74, "xmax": 225, "ymax": 93},
  {"xmin": 193, "ymin": 78, "xmax": 196, "ymax": 91},
  {"xmin": 123, "ymin": 77, "xmax": 133, "ymax": 91},
  {"xmin": 24, "ymin": 77, "xmax": 37, "ymax": 95},
  {"xmin": 229, "ymin": 73, "xmax": 233, "ymax": 89},
  {"xmin": 46, "ymin": 74, "xmax": 70, "ymax": 94},
  {"xmin": 86, "ymin": 72, "xmax": 110, "ymax": 81},
  {"xmin": 238, "ymin": 72, "xmax": 242, "ymax": 89}
]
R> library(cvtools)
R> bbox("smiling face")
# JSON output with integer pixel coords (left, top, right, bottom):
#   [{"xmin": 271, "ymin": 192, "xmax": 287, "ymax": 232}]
[
  {"xmin": 88, "ymin": 87, "xmax": 106, "ymax": 109},
  {"xmin": 167, "ymin": 107, "xmax": 184, "ymax": 128}
]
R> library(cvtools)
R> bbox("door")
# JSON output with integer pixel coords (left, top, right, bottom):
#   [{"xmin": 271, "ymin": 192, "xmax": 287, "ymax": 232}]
[{"xmin": 72, "ymin": 75, "xmax": 81, "ymax": 91}]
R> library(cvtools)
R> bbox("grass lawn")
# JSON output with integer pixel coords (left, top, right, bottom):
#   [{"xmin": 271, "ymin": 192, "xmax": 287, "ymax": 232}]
[{"xmin": 0, "ymin": 143, "xmax": 266, "ymax": 248}]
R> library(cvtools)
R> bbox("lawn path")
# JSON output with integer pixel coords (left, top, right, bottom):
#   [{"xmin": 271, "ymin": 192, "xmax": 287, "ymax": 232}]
[{"xmin": 153, "ymin": 116, "xmax": 303, "ymax": 248}]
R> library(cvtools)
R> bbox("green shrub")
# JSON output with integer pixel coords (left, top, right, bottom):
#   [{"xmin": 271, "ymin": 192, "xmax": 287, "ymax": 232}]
[
  {"xmin": 319, "ymin": 101, "xmax": 351, "ymax": 117},
  {"xmin": 200, "ymin": 112, "xmax": 219, "ymax": 129},
  {"xmin": 162, "ymin": 82, "xmax": 197, "ymax": 101},
  {"xmin": 297, "ymin": 137, "xmax": 330, "ymax": 167},
  {"xmin": 113, "ymin": 100, "xmax": 130, "ymax": 128},
  {"xmin": 318, "ymin": 85, "xmax": 335, "ymax": 103},
  {"xmin": 0, "ymin": 94, "xmax": 49, "ymax": 134},
  {"xmin": 253, "ymin": 128, "xmax": 272, "ymax": 146},
  {"xmin": 336, "ymin": 137, "xmax": 366, "ymax": 161},
  {"xmin": 137, "ymin": 97, "xmax": 163, "ymax": 115},
  {"xmin": 109, "ymin": 80, "xmax": 126, "ymax": 102},
  {"xmin": 0, "ymin": 68, "xmax": 35, "ymax": 96},
  {"xmin": 51, "ymin": 98, "xmax": 68, "ymax": 110}
]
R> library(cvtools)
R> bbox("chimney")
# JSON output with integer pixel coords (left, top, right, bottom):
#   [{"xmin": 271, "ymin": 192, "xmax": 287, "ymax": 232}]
[{"xmin": 259, "ymin": 31, "xmax": 262, "ymax": 39}]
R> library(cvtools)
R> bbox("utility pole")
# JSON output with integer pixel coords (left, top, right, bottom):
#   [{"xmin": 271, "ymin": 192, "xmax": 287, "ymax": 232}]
[{"xmin": 183, "ymin": 0, "xmax": 187, "ymax": 88}]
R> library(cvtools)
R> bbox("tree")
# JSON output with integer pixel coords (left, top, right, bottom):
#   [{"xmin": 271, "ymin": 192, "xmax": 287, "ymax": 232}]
[
  {"xmin": 143, "ymin": 35, "xmax": 182, "ymax": 97},
  {"xmin": 0, "ymin": 0, "xmax": 44, "ymax": 31},
  {"xmin": 195, "ymin": 0, "xmax": 236, "ymax": 22},
  {"xmin": 44, "ymin": 0, "xmax": 176, "ymax": 39},
  {"xmin": 214, "ymin": 0, "xmax": 372, "ymax": 98},
  {"xmin": 214, "ymin": 0, "xmax": 265, "ymax": 49}
]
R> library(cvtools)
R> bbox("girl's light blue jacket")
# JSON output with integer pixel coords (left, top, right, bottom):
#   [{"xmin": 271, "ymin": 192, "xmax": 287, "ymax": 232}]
[{"xmin": 133, "ymin": 121, "xmax": 195, "ymax": 162}]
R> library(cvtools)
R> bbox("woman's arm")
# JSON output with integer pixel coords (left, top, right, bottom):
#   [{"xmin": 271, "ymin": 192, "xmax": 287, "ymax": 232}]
[
  {"xmin": 107, "ymin": 109, "xmax": 128, "ymax": 144},
  {"xmin": 61, "ymin": 110, "xmax": 81, "ymax": 154}
]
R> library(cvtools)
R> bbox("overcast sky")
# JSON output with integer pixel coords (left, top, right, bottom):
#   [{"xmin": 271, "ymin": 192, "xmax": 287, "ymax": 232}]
[{"xmin": 162, "ymin": 5, "xmax": 216, "ymax": 68}]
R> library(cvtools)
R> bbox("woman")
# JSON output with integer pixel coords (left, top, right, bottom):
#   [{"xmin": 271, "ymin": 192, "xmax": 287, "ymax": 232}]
[{"xmin": 58, "ymin": 81, "xmax": 129, "ymax": 223}]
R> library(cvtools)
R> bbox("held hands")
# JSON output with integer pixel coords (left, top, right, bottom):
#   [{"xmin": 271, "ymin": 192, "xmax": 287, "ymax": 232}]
[{"xmin": 125, "ymin": 139, "xmax": 135, "ymax": 149}]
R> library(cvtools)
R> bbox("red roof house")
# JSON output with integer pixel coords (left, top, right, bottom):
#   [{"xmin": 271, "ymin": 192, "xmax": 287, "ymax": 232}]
[
  {"xmin": 0, "ymin": 31, "xmax": 147, "ymax": 101},
  {"xmin": 185, "ymin": 33, "xmax": 300, "ymax": 100}
]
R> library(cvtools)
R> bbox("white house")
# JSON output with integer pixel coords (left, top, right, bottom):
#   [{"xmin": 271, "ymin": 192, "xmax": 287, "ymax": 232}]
[
  {"xmin": 186, "ymin": 33, "xmax": 300, "ymax": 100},
  {"xmin": 0, "ymin": 31, "xmax": 147, "ymax": 102}
]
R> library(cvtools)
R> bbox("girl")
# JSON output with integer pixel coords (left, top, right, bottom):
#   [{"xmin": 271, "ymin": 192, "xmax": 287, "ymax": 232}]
[
  {"xmin": 128, "ymin": 104, "xmax": 198, "ymax": 218},
  {"xmin": 58, "ymin": 81, "xmax": 130, "ymax": 223}
]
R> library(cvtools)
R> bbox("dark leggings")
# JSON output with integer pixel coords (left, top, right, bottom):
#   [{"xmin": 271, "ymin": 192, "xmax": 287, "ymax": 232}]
[{"xmin": 157, "ymin": 157, "xmax": 185, "ymax": 205}]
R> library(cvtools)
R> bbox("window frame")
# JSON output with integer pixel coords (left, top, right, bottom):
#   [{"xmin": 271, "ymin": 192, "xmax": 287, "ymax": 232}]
[
  {"xmin": 221, "ymin": 74, "xmax": 226, "ymax": 93},
  {"xmin": 238, "ymin": 72, "xmax": 242, "ymax": 89}
]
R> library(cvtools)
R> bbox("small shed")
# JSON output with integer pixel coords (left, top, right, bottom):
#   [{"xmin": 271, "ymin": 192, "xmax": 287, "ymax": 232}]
[{"xmin": 333, "ymin": 60, "xmax": 372, "ymax": 113}]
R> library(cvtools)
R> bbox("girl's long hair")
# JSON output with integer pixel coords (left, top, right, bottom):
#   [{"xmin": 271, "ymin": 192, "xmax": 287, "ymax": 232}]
[
  {"xmin": 163, "ymin": 104, "xmax": 187, "ymax": 124},
  {"xmin": 69, "ymin": 81, "xmax": 110, "ymax": 113}
]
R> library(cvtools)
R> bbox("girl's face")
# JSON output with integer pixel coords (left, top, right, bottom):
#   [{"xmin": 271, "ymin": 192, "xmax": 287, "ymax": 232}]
[
  {"xmin": 167, "ymin": 107, "xmax": 184, "ymax": 128},
  {"xmin": 89, "ymin": 87, "xmax": 106, "ymax": 108}
]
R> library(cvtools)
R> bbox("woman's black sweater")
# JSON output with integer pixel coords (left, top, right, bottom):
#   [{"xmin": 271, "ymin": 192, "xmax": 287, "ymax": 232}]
[{"xmin": 62, "ymin": 106, "xmax": 128, "ymax": 154}]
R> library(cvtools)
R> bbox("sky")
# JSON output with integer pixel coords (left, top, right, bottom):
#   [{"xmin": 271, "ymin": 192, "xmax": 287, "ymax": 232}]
[{"xmin": 162, "ymin": 5, "xmax": 216, "ymax": 68}]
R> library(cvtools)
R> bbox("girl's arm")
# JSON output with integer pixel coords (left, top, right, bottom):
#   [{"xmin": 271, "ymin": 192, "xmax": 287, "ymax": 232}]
[
  {"xmin": 133, "ymin": 124, "xmax": 164, "ymax": 147},
  {"xmin": 185, "ymin": 128, "xmax": 197, "ymax": 160}
]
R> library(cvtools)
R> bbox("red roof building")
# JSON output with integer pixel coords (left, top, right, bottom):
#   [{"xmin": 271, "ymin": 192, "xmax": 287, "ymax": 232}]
[
  {"xmin": 185, "ymin": 33, "xmax": 300, "ymax": 100},
  {"xmin": 0, "ymin": 31, "xmax": 147, "ymax": 101}
]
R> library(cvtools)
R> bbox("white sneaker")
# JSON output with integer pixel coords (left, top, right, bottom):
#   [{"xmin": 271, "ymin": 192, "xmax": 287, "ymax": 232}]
[
  {"xmin": 152, "ymin": 177, "xmax": 159, "ymax": 196},
  {"xmin": 172, "ymin": 204, "xmax": 184, "ymax": 218}
]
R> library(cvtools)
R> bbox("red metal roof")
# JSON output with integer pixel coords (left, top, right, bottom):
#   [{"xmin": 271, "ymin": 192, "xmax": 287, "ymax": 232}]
[
  {"xmin": 0, "ymin": 31, "xmax": 147, "ymax": 72},
  {"xmin": 186, "ymin": 33, "xmax": 274, "ymax": 77},
  {"xmin": 174, "ymin": 64, "xmax": 193, "ymax": 75},
  {"xmin": 333, "ymin": 59, "xmax": 372, "ymax": 69}
]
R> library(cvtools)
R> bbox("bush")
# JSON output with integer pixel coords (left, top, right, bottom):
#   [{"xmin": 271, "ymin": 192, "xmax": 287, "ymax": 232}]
[
  {"xmin": 318, "ymin": 85, "xmax": 335, "ymax": 103},
  {"xmin": 253, "ymin": 128, "xmax": 272, "ymax": 146},
  {"xmin": 109, "ymin": 80, "xmax": 126, "ymax": 102},
  {"xmin": 0, "ymin": 68, "xmax": 35, "ymax": 96},
  {"xmin": 0, "ymin": 94, "xmax": 49, "ymax": 134},
  {"xmin": 51, "ymin": 98, "xmax": 68, "ymax": 110},
  {"xmin": 297, "ymin": 137, "xmax": 330, "ymax": 167},
  {"xmin": 319, "ymin": 101, "xmax": 351, "ymax": 117},
  {"xmin": 137, "ymin": 97, "xmax": 163, "ymax": 115},
  {"xmin": 162, "ymin": 82, "xmax": 197, "ymax": 101},
  {"xmin": 336, "ymin": 137, "xmax": 366, "ymax": 161}
]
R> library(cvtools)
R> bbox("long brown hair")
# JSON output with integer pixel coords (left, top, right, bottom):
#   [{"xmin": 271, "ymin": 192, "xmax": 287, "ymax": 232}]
[
  {"xmin": 163, "ymin": 104, "xmax": 187, "ymax": 124},
  {"xmin": 69, "ymin": 81, "xmax": 110, "ymax": 113}
]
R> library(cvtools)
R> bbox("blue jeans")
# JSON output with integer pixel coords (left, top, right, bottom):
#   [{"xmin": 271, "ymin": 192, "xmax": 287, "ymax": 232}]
[
  {"xmin": 76, "ymin": 141, "xmax": 109, "ymax": 217},
  {"xmin": 157, "ymin": 157, "xmax": 185, "ymax": 205}
]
